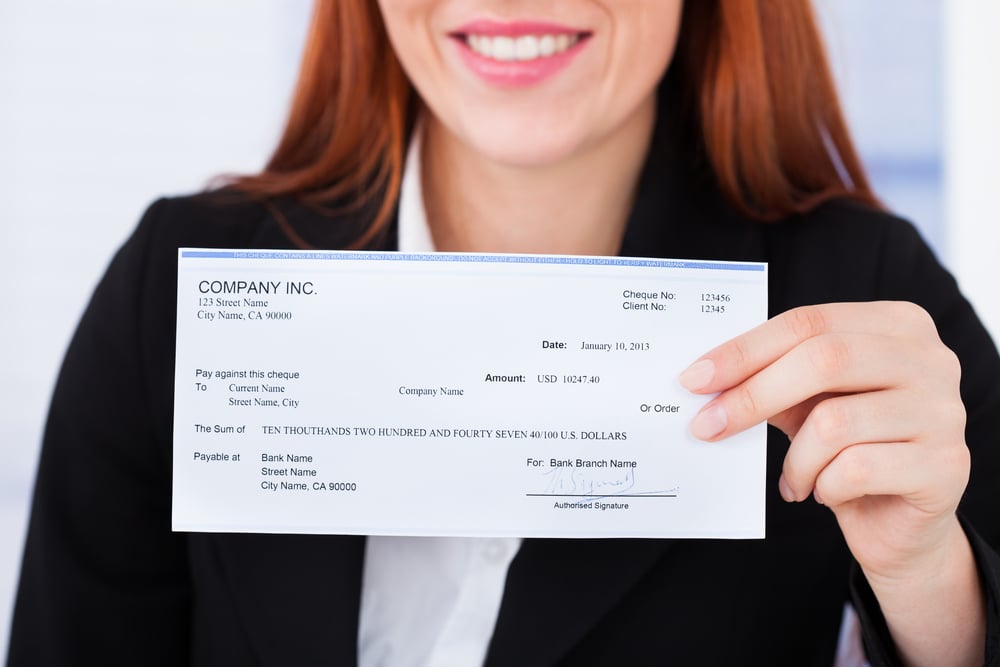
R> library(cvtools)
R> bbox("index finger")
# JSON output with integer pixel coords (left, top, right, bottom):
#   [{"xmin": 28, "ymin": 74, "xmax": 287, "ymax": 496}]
[{"xmin": 678, "ymin": 301, "xmax": 931, "ymax": 394}]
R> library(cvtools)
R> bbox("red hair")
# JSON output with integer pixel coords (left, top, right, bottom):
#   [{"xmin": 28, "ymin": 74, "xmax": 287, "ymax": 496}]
[{"xmin": 232, "ymin": 0, "xmax": 878, "ymax": 246}]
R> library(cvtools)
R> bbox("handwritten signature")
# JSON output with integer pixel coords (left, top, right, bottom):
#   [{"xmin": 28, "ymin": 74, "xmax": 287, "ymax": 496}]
[{"xmin": 536, "ymin": 466, "xmax": 678, "ymax": 502}]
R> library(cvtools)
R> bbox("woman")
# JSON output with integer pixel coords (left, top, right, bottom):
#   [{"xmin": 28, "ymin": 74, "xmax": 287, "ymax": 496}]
[{"xmin": 8, "ymin": 1, "xmax": 1000, "ymax": 665}]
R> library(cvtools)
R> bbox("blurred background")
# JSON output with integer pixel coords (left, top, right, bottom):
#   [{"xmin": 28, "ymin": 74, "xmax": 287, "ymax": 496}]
[{"xmin": 1, "ymin": 0, "xmax": 997, "ymax": 656}]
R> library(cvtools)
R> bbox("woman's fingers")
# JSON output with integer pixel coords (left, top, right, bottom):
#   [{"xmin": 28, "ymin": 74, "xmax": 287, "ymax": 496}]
[
  {"xmin": 779, "ymin": 390, "xmax": 965, "ymax": 501},
  {"xmin": 688, "ymin": 332, "xmax": 925, "ymax": 441},
  {"xmin": 680, "ymin": 299, "xmax": 968, "ymax": 524},
  {"xmin": 811, "ymin": 440, "xmax": 969, "ymax": 511},
  {"xmin": 680, "ymin": 301, "xmax": 941, "ymax": 395}
]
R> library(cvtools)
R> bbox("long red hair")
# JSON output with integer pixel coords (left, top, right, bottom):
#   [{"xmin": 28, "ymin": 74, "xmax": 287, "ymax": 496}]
[{"xmin": 232, "ymin": 0, "xmax": 878, "ymax": 247}]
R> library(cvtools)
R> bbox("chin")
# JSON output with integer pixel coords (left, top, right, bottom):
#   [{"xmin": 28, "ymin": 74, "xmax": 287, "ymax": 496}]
[
  {"xmin": 461, "ymin": 119, "xmax": 590, "ymax": 168},
  {"xmin": 480, "ymin": 140, "xmax": 582, "ymax": 168}
]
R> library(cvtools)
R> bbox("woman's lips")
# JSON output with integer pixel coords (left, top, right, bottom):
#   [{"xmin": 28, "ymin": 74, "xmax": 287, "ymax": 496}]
[{"xmin": 448, "ymin": 19, "xmax": 592, "ymax": 88}]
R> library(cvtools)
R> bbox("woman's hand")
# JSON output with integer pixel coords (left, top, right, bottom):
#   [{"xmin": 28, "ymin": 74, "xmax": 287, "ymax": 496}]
[{"xmin": 680, "ymin": 301, "xmax": 984, "ymax": 666}]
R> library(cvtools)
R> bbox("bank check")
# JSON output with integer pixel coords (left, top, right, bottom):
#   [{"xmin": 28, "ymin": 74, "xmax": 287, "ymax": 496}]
[{"xmin": 173, "ymin": 249, "xmax": 768, "ymax": 538}]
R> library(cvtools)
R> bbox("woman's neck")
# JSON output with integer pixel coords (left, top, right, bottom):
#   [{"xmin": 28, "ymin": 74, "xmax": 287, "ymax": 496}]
[{"xmin": 420, "ymin": 97, "xmax": 656, "ymax": 256}]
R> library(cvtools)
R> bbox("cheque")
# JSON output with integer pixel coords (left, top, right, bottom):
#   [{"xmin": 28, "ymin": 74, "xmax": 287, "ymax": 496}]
[{"xmin": 173, "ymin": 250, "xmax": 768, "ymax": 539}]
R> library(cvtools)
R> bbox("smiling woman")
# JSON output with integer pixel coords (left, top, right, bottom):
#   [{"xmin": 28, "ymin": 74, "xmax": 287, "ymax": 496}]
[
  {"xmin": 231, "ymin": 1, "xmax": 876, "ymax": 250},
  {"xmin": 7, "ymin": 1, "xmax": 1000, "ymax": 666}
]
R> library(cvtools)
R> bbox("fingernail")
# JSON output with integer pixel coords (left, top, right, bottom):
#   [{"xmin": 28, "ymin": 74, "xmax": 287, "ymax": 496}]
[
  {"xmin": 679, "ymin": 359, "xmax": 715, "ymax": 391},
  {"xmin": 778, "ymin": 475, "xmax": 795, "ymax": 502},
  {"xmin": 690, "ymin": 404, "xmax": 727, "ymax": 440}
]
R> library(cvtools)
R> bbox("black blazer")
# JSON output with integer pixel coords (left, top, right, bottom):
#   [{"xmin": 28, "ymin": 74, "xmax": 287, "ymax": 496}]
[{"xmin": 8, "ymin": 140, "xmax": 1000, "ymax": 666}]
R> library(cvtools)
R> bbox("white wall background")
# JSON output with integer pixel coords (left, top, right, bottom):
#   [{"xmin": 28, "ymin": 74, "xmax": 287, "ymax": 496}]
[
  {"xmin": 1, "ymin": 0, "xmax": 997, "ymax": 659},
  {"xmin": 945, "ymin": 0, "xmax": 1000, "ymax": 342}
]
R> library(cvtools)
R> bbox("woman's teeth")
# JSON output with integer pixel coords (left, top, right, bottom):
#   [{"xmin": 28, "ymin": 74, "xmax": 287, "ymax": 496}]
[{"xmin": 466, "ymin": 34, "xmax": 580, "ymax": 62}]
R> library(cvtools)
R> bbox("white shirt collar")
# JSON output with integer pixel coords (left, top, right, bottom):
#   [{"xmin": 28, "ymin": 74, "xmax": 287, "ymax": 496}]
[{"xmin": 397, "ymin": 123, "xmax": 436, "ymax": 253}]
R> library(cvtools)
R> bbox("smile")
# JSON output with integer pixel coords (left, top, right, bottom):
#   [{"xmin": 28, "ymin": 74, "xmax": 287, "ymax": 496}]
[
  {"xmin": 463, "ymin": 33, "xmax": 583, "ymax": 62},
  {"xmin": 448, "ymin": 20, "xmax": 592, "ymax": 87}
]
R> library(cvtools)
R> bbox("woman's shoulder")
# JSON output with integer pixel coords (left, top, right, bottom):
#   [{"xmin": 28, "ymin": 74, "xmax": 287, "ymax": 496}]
[
  {"xmin": 121, "ymin": 190, "xmax": 385, "ymax": 291},
  {"xmin": 136, "ymin": 189, "xmax": 384, "ymax": 253},
  {"xmin": 106, "ymin": 192, "xmax": 279, "ymax": 315},
  {"xmin": 771, "ymin": 197, "xmax": 929, "ymax": 263},
  {"xmin": 760, "ymin": 196, "xmax": 947, "ymax": 306},
  {"xmin": 133, "ymin": 190, "xmax": 279, "ymax": 251}
]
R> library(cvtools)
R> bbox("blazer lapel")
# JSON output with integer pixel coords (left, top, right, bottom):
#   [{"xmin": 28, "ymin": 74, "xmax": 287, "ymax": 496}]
[
  {"xmin": 485, "ymin": 538, "xmax": 672, "ymax": 666},
  {"xmin": 210, "ymin": 533, "xmax": 366, "ymax": 666}
]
